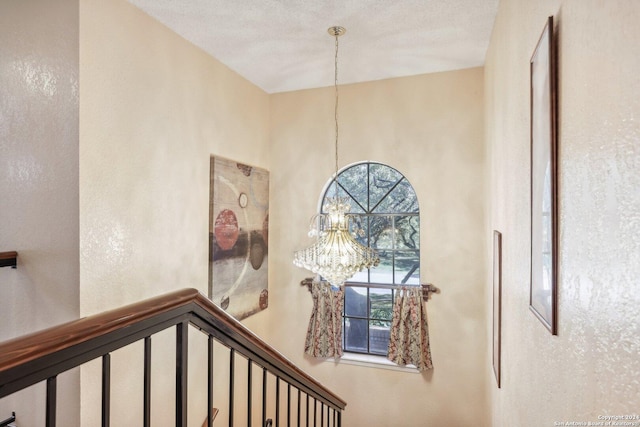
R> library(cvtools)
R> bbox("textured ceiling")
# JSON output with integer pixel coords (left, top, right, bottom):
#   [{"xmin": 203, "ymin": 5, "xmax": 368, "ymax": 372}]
[{"xmin": 128, "ymin": 0, "xmax": 499, "ymax": 94}]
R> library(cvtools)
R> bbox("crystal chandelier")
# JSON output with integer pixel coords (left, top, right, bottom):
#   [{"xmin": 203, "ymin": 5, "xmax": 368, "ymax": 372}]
[{"xmin": 293, "ymin": 26, "xmax": 379, "ymax": 288}]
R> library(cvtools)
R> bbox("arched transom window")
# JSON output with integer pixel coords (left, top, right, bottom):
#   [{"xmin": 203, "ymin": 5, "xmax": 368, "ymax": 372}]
[{"xmin": 320, "ymin": 162, "xmax": 420, "ymax": 355}]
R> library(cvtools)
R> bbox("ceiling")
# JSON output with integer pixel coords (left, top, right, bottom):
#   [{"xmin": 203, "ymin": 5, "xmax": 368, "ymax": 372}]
[{"xmin": 128, "ymin": 0, "xmax": 499, "ymax": 94}]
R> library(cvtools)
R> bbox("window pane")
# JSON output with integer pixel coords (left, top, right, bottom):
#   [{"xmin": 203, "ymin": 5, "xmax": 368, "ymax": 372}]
[
  {"xmin": 337, "ymin": 164, "xmax": 368, "ymax": 211},
  {"xmin": 348, "ymin": 269, "xmax": 369, "ymax": 283},
  {"xmin": 369, "ymin": 288, "xmax": 392, "ymax": 321},
  {"xmin": 349, "ymin": 215, "xmax": 368, "ymax": 246},
  {"xmin": 369, "ymin": 321, "xmax": 391, "ymax": 355},
  {"xmin": 344, "ymin": 318, "xmax": 368, "ymax": 353},
  {"xmin": 369, "ymin": 215, "xmax": 393, "ymax": 249},
  {"xmin": 395, "ymin": 215, "xmax": 420, "ymax": 249},
  {"xmin": 369, "ymin": 250, "xmax": 393, "ymax": 284},
  {"xmin": 322, "ymin": 186, "xmax": 365, "ymax": 214},
  {"xmin": 372, "ymin": 179, "xmax": 419, "ymax": 213},
  {"xmin": 344, "ymin": 286, "xmax": 368, "ymax": 317},
  {"xmin": 394, "ymin": 250, "xmax": 420, "ymax": 285},
  {"xmin": 369, "ymin": 163, "xmax": 403, "ymax": 211}
]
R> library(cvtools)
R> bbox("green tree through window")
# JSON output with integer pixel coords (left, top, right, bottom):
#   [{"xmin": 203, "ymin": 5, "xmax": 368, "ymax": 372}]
[{"xmin": 320, "ymin": 162, "xmax": 420, "ymax": 356}]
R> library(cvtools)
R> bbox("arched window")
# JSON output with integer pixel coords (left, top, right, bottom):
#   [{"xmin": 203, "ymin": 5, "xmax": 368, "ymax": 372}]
[{"xmin": 320, "ymin": 162, "xmax": 420, "ymax": 355}]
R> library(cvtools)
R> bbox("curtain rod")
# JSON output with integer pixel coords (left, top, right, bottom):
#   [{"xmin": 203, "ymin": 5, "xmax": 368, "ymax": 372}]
[{"xmin": 300, "ymin": 278, "xmax": 439, "ymax": 302}]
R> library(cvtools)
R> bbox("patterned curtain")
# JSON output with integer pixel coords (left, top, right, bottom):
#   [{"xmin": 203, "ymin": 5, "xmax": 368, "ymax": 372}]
[
  {"xmin": 304, "ymin": 281, "xmax": 344, "ymax": 359},
  {"xmin": 387, "ymin": 287, "xmax": 433, "ymax": 371}
]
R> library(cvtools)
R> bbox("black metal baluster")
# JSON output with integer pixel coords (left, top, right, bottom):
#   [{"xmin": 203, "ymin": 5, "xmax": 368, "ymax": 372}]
[
  {"xmin": 46, "ymin": 376, "xmax": 56, "ymax": 427},
  {"xmin": 208, "ymin": 336, "xmax": 214, "ymax": 427},
  {"xmin": 102, "ymin": 354, "xmax": 111, "ymax": 427},
  {"xmin": 229, "ymin": 348, "xmax": 235, "ymax": 427},
  {"xmin": 0, "ymin": 412, "xmax": 16, "ymax": 427},
  {"xmin": 176, "ymin": 322, "xmax": 188, "ymax": 427},
  {"xmin": 337, "ymin": 410, "xmax": 341, "ymax": 427},
  {"xmin": 262, "ymin": 368, "xmax": 267, "ymax": 426},
  {"xmin": 144, "ymin": 337, "xmax": 151, "ymax": 427},
  {"xmin": 305, "ymin": 395, "xmax": 309, "ymax": 427},
  {"xmin": 247, "ymin": 359, "xmax": 252, "ymax": 427},
  {"xmin": 297, "ymin": 389, "xmax": 301, "ymax": 427},
  {"xmin": 287, "ymin": 383, "xmax": 291, "ymax": 427},
  {"xmin": 320, "ymin": 403, "xmax": 323, "ymax": 427},
  {"xmin": 313, "ymin": 400, "xmax": 317, "ymax": 427},
  {"xmin": 275, "ymin": 377, "xmax": 280, "ymax": 427}
]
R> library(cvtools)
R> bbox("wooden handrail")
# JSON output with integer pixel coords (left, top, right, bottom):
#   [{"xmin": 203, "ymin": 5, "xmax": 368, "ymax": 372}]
[
  {"xmin": 0, "ymin": 288, "xmax": 346, "ymax": 410},
  {"xmin": 0, "ymin": 289, "xmax": 195, "ymax": 372},
  {"xmin": 0, "ymin": 251, "xmax": 17, "ymax": 268},
  {"xmin": 0, "ymin": 252, "xmax": 17, "ymax": 260}
]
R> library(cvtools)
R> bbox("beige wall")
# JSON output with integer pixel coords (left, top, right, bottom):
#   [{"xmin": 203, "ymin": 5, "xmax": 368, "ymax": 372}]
[
  {"xmin": 485, "ymin": 0, "xmax": 640, "ymax": 425},
  {"xmin": 79, "ymin": 0, "xmax": 270, "ymax": 314},
  {"xmin": 79, "ymin": 0, "xmax": 269, "ymax": 425},
  {"xmin": 269, "ymin": 68, "xmax": 487, "ymax": 427},
  {"xmin": 0, "ymin": 0, "xmax": 80, "ymax": 425}
]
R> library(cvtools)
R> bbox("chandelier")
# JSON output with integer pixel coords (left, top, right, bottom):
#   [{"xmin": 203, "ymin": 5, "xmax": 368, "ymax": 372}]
[{"xmin": 293, "ymin": 26, "xmax": 379, "ymax": 288}]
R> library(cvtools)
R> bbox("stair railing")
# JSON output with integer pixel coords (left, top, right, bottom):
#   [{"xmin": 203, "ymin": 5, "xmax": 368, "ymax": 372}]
[{"xmin": 0, "ymin": 288, "xmax": 345, "ymax": 426}]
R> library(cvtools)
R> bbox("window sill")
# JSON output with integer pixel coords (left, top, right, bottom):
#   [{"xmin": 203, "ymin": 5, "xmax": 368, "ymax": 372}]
[{"xmin": 325, "ymin": 353, "xmax": 420, "ymax": 374}]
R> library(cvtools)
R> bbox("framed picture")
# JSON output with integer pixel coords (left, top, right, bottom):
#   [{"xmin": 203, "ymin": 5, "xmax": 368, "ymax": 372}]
[
  {"xmin": 493, "ymin": 230, "xmax": 502, "ymax": 388},
  {"xmin": 209, "ymin": 156, "xmax": 269, "ymax": 320},
  {"xmin": 529, "ymin": 16, "xmax": 558, "ymax": 335}
]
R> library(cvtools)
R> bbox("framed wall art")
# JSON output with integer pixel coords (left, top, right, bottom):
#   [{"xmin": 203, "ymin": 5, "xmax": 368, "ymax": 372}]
[
  {"xmin": 493, "ymin": 230, "xmax": 502, "ymax": 388},
  {"xmin": 529, "ymin": 16, "xmax": 558, "ymax": 335},
  {"xmin": 209, "ymin": 156, "xmax": 269, "ymax": 320}
]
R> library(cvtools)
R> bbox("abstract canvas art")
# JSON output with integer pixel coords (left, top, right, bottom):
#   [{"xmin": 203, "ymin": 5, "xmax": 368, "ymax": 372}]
[{"xmin": 209, "ymin": 156, "xmax": 269, "ymax": 320}]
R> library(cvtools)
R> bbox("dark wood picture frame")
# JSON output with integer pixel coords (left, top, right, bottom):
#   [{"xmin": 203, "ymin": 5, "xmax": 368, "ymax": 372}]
[
  {"xmin": 493, "ymin": 230, "xmax": 502, "ymax": 388},
  {"xmin": 529, "ymin": 16, "xmax": 558, "ymax": 335}
]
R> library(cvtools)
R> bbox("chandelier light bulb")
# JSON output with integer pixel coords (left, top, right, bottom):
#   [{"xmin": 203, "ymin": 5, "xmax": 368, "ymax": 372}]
[{"xmin": 293, "ymin": 198, "xmax": 379, "ymax": 288}]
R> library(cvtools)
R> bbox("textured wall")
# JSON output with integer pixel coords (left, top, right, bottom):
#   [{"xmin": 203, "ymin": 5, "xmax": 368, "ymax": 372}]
[
  {"xmin": 269, "ymin": 68, "xmax": 487, "ymax": 427},
  {"xmin": 79, "ymin": 0, "xmax": 269, "ymax": 425},
  {"xmin": 0, "ymin": 0, "xmax": 80, "ymax": 425},
  {"xmin": 485, "ymin": 0, "xmax": 640, "ymax": 425}
]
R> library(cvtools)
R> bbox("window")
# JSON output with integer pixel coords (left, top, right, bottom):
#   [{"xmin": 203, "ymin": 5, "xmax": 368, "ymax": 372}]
[{"xmin": 320, "ymin": 162, "xmax": 419, "ymax": 355}]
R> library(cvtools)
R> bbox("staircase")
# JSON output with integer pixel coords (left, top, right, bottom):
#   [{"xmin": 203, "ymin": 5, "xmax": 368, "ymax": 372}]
[{"xmin": 0, "ymin": 289, "xmax": 345, "ymax": 426}]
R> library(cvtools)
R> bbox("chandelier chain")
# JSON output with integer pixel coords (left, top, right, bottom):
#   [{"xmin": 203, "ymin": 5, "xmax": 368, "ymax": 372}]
[
  {"xmin": 292, "ymin": 26, "xmax": 380, "ymax": 288},
  {"xmin": 334, "ymin": 32, "xmax": 340, "ymax": 183}
]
